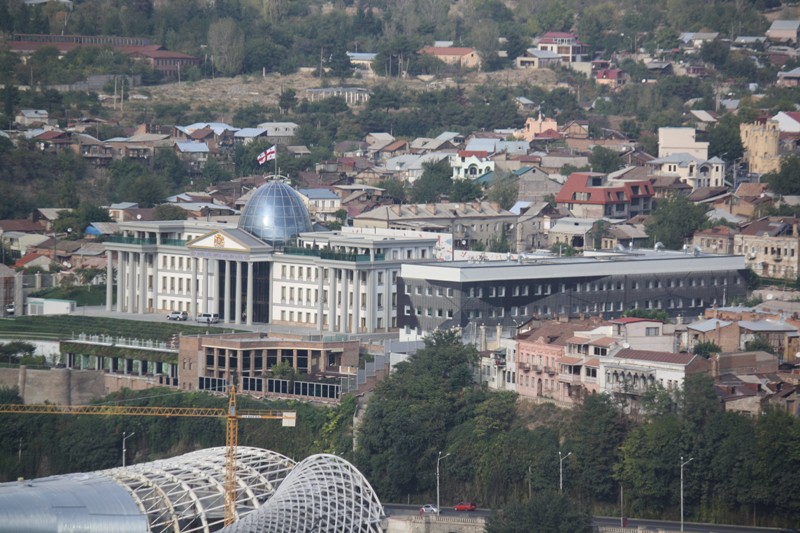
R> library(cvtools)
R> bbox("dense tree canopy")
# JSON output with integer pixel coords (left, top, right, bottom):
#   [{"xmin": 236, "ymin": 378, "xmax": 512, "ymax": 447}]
[{"xmin": 645, "ymin": 195, "xmax": 709, "ymax": 250}]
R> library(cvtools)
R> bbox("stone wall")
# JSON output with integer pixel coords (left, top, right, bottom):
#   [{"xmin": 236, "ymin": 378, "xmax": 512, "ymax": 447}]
[{"xmin": 0, "ymin": 366, "xmax": 106, "ymax": 405}]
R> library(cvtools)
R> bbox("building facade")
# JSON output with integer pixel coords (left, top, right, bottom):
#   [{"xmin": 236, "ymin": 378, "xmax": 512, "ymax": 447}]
[{"xmin": 398, "ymin": 249, "xmax": 747, "ymax": 342}]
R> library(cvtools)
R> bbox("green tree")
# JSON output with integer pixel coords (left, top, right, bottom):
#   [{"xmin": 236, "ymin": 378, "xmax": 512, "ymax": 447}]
[
  {"xmin": 564, "ymin": 394, "xmax": 628, "ymax": 502},
  {"xmin": 485, "ymin": 491, "xmax": 593, "ymax": 533},
  {"xmin": 450, "ymin": 178, "xmax": 482, "ymax": 202},
  {"xmin": 589, "ymin": 146, "xmax": 623, "ymax": 173},
  {"xmin": 411, "ymin": 160, "xmax": 452, "ymax": 203},
  {"xmin": 486, "ymin": 172, "xmax": 518, "ymax": 210},
  {"xmin": 692, "ymin": 341, "xmax": 721, "ymax": 359},
  {"xmin": 208, "ymin": 18, "xmax": 245, "ymax": 76},
  {"xmin": 645, "ymin": 195, "xmax": 708, "ymax": 249},
  {"xmin": 765, "ymin": 155, "xmax": 800, "ymax": 196},
  {"xmin": 153, "ymin": 204, "xmax": 188, "ymax": 221},
  {"xmin": 278, "ymin": 88, "xmax": 297, "ymax": 115},
  {"xmin": 376, "ymin": 179, "xmax": 406, "ymax": 204},
  {"xmin": 743, "ymin": 335, "xmax": 775, "ymax": 355}
]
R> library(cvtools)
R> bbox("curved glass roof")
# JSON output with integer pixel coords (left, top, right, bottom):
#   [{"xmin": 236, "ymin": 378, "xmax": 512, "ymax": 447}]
[
  {"xmin": 0, "ymin": 447, "xmax": 384, "ymax": 533},
  {"xmin": 221, "ymin": 454, "xmax": 385, "ymax": 533},
  {"xmin": 237, "ymin": 180, "xmax": 312, "ymax": 245}
]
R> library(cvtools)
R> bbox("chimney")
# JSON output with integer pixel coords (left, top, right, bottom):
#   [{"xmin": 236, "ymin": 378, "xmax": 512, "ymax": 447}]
[
  {"xmin": 496, "ymin": 323, "xmax": 503, "ymax": 350},
  {"xmin": 711, "ymin": 353, "xmax": 719, "ymax": 378},
  {"xmin": 480, "ymin": 324, "xmax": 487, "ymax": 352}
]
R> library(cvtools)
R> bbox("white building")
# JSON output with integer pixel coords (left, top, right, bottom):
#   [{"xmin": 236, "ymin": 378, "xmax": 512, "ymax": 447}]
[
  {"xmin": 102, "ymin": 181, "xmax": 436, "ymax": 335},
  {"xmin": 658, "ymin": 127, "xmax": 709, "ymax": 159}
]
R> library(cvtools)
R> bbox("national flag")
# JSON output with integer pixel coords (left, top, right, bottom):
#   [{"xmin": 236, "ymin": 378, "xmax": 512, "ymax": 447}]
[{"xmin": 257, "ymin": 145, "xmax": 277, "ymax": 165}]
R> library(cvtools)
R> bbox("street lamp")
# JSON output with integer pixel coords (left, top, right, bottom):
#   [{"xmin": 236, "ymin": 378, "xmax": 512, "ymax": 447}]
[
  {"xmin": 680, "ymin": 456, "xmax": 693, "ymax": 531},
  {"xmin": 558, "ymin": 451, "xmax": 572, "ymax": 493},
  {"xmin": 436, "ymin": 451, "xmax": 450, "ymax": 516},
  {"xmin": 122, "ymin": 431, "xmax": 135, "ymax": 467}
]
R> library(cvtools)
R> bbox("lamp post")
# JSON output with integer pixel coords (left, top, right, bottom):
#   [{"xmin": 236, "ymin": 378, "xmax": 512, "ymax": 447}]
[
  {"xmin": 680, "ymin": 456, "xmax": 693, "ymax": 531},
  {"xmin": 436, "ymin": 451, "xmax": 450, "ymax": 516},
  {"xmin": 558, "ymin": 451, "xmax": 572, "ymax": 493},
  {"xmin": 122, "ymin": 431, "xmax": 135, "ymax": 467}
]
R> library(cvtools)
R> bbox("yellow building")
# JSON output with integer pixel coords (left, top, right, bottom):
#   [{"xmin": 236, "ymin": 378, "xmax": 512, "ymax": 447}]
[{"xmin": 740, "ymin": 119, "xmax": 781, "ymax": 175}]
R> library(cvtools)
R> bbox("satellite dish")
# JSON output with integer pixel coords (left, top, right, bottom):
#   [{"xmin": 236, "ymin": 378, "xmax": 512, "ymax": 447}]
[{"xmin": 622, "ymin": 342, "xmax": 630, "ymax": 349}]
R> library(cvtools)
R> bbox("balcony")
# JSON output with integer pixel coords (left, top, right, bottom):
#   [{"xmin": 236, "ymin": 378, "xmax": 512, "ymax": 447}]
[
  {"xmin": 533, "ymin": 364, "xmax": 543, "ymax": 373},
  {"xmin": 283, "ymin": 247, "xmax": 385, "ymax": 262},
  {"xmin": 520, "ymin": 362, "xmax": 531, "ymax": 372},
  {"xmin": 544, "ymin": 366, "xmax": 556, "ymax": 375},
  {"xmin": 107, "ymin": 235, "xmax": 157, "ymax": 246},
  {"xmin": 494, "ymin": 358, "xmax": 506, "ymax": 367},
  {"xmin": 559, "ymin": 373, "xmax": 582, "ymax": 384}
]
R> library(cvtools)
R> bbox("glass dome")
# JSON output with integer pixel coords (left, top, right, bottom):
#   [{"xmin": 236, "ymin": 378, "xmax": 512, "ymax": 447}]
[{"xmin": 238, "ymin": 180, "xmax": 312, "ymax": 245}]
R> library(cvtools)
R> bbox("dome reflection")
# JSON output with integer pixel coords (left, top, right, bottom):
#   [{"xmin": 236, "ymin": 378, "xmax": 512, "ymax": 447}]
[{"xmin": 238, "ymin": 181, "xmax": 312, "ymax": 245}]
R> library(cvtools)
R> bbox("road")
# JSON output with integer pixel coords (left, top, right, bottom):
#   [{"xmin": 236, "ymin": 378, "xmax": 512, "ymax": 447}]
[{"xmin": 384, "ymin": 506, "xmax": 788, "ymax": 532}]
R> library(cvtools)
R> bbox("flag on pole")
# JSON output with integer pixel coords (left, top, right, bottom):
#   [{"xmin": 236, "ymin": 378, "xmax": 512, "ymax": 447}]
[{"xmin": 257, "ymin": 145, "xmax": 277, "ymax": 165}]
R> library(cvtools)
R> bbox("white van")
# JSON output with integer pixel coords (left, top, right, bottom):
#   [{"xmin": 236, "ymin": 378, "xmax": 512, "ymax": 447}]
[{"xmin": 196, "ymin": 313, "xmax": 220, "ymax": 324}]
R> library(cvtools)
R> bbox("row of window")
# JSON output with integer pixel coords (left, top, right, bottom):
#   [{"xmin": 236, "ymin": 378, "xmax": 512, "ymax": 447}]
[
  {"xmin": 421, "ymin": 296, "xmax": 717, "ymax": 322},
  {"xmin": 404, "ymin": 306, "xmax": 455, "ymax": 319}
]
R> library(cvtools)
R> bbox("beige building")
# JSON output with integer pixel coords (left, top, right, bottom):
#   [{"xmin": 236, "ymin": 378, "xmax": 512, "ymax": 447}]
[
  {"xmin": 517, "ymin": 114, "xmax": 559, "ymax": 142},
  {"xmin": 658, "ymin": 127, "xmax": 709, "ymax": 159},
  {"xmin": 734, "ymin": 216, "xmax": 800, "ymax": 279},
  {"xmin": 353, "ymin": 202, "xmax": 516, "ymax": 251},
  {"xmin": 418, "ymin": 46, "xmax": 481, "ymax": 69},
  {"xmin": 740, "ymin": 119, "xmax": 782, "ymax": 175}
]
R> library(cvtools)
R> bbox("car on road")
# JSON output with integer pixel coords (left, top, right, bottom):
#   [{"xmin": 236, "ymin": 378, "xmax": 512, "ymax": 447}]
[
  {"xmin": 4, "ymin": 303, "xmax": 14, "ymax": 315},
  {"xmin": 166, "ymin": 311, "xmax": 188, "ymax": 321},
  {"xmin": 420, "ymin": 504, "xmax": 438, "ymax": 514},
  {"xmin": 453, "ymin": 501, "xmax": 477, "ymax": 511},
  {"xmin": 196, "ymin": 313, "xmax": 220, "ymax": 324}
]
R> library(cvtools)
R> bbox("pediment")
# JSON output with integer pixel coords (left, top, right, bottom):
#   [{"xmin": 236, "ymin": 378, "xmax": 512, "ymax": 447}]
[{"xmin": 187, "ymin": 230, "xmax": 251, "ymax": 252}]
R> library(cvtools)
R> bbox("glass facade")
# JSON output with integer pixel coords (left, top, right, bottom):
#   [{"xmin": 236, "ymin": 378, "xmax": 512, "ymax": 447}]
[{"xmin": 238, "ymin": 181, "xmax": 313, "ymax": 245}]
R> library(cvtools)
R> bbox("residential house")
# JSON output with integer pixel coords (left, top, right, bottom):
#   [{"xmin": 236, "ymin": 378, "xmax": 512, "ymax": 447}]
[
  {"xmin": 105, "ymin": 132, "xmax": 171, "ymax": 161},
  {"xmin": 450, "ymin": 150, "xmax": 496, "ymax": 180},
  {"xmin": 233, "ymin": 127, "xmax": 270, "ymax": 146},
  {"xmin": 600, "ymin": 222, "xmax": 649, "ymax": 250},
  {"xmin": 777, "ymin": 67, "xmax": 800, "ymax": 87},
  {"xmin": 771, "ymin": 111, "xmax": 800, "ymax": 133},
  {"xmin": 538, "ymin": 153, "xmax": 590, "ymax": 174},
  {"xmin": 600, "ymin": 349, "xmax": 709, "ymax": 412},
  {"xmin": 354, "ymin": 202, "xmax": 516, "ymax": 250},
  {"xmin": 255, "ymin": 122, "xmax": 299, "ymax": 144},
  {"xmin": 535, "ymin": 32, "xmax": 589, "ymax": 64},
  {"xmin": 15, "ymin": 109, "xmax": 50, "ymax": 128},
  {"xmin": 513, "ymin": 201, "xmax": 563, "ymax": 252},
  {"xmin": 73, "ymin": 133, "xmax": 113, "ymax": 167},
  {"xmin": 595, "ymin": 68, "xmax": 628, "ymax": 89},
  {"xmin": 517, "ymin": 166, "xmax": 562, "ymax": 204},
  {"xmin": 554, "ymin": 172, "xmax": 654, "ymax": 219},
  {"xmin": 516, "ymin": 319, "xmax": 601, "ymax": 404},
  {"xmin": 692, "ymin": 226, "xmax": 738, "ymax": 255},
  {"xmin": 547, "ymin": 217, "xmax": 597, "ymax": 250},
  {"xmin": 517, "ymin": 114, "xmax": 559, "ymax": 142},
  {"xmin": 560, "ymin": 120, "xmax": 590, "ymax": 139},
  {"xmin": 679, "ymin": 32, "xmax": 719, "ymax": 52},
  {"xmin": 418, "ymin": 46, "xmax": 482, "ymax": 69},
  {"xmin": 174, "ymin": 141, "xmax": 209, "ymax": 174},
  {"xmin": 365, "ymin": 132, "xmax": 396, "ymax": 162},
  {"xmin": 15, "ymin": 252, "xmax": 53, "ymax": 271},
  {"xmin": 734, "ymin": 216, "xmax": 800, "ymax": 279},
  {"xmin": 296, "ymin": 188, "xmax": 342, "ymax": 222},
  {"xmin": 515, "ymin": 49, "xmax": 562, "ymax": 69},
  {"xmin": 689, "ymin": 110, "xmax": 718, "ymax": 132},
  {"xmin": 767, "ymin": 20, "xmax": 800, "ymax": 44},
  {"xmin": 646, "ymin": 154, "xmax": 726, "ymax": 190},
  {"xmin": 32, "ymin": 130, "xmax": 72, "ymax": 154}
]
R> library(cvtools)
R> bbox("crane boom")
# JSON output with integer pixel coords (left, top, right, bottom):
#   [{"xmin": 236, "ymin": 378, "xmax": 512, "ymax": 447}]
[{"xmin": 0, "ymin": 388, "xmax": 296, "ymax": 527}]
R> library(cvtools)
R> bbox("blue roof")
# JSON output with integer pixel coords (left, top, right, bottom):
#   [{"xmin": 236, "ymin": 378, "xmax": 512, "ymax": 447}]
[
  {"xmin": 298, "ymin": 188, "xmax": 339, "ymax": 200},
  {"xmin": 175, "ymin": 141, "xmax": 209, "ymax": 153}
]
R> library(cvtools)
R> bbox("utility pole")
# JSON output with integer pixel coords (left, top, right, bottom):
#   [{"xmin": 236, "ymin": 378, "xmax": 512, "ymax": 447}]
[
  {"xmin": 680, "ymin": 456, "xmax": 693, "ymax": 531},
  {"xmin": 558, "ymin": 451, "xmax": 572, "ymax": 493},
  {"xmin": 436, "ymin": 451, "xmax": 450, "ymax": 516}
]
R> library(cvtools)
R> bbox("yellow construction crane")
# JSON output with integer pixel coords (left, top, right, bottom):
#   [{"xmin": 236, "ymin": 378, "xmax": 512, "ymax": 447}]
[{"xmin": 0, "ymin": 386, "xmax": 296, "ymax": 527}]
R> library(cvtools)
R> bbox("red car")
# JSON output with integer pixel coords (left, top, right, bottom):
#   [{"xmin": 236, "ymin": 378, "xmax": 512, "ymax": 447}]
[{"xmin": 454, "ymin": 501, "xmax": 477, "ymax": 511}]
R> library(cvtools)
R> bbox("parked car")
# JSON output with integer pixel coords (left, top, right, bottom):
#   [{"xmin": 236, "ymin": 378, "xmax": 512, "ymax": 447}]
[
  {"xmin": 196, "ymin": 313, "xmax": 219, "ymax": 324},
  {"xmin": 420, "ymin": 504, "xmax": 438, "ymax": 514},
  {"xmin": 453, "ymin": 501, "xmax": 477, "ymax": 511},
  {"xmin": 166, "ymin": 311, "xmax": 188, "ymax": 321},
  {"xmin": 4, "ymin": 303, "xmax": 14, "ymax": 315}
]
